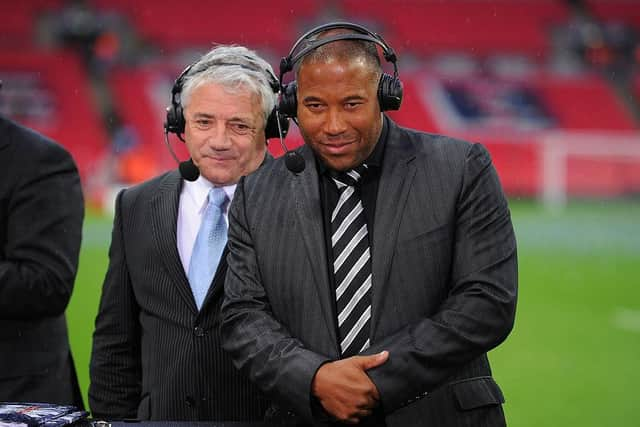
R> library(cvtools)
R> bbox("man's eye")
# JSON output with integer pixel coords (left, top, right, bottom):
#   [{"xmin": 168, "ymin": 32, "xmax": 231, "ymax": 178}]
[
  {"xmin": 229, "ymin": 123, "xmax": 252, "ymax": 135},
  {"xmin": 195, "ymin": 119, "xmax": 212, "ymax": 129},
  {"xmin": 344, "ymin": 102, "xmax": 361, "ymax": 109},
  {"xmin": 306, "ymin": 103, "xmax": 324, "ymax": 111}
]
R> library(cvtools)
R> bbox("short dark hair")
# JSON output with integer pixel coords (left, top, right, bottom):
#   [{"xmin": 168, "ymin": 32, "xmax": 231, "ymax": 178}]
[{"xmin": 294, "ymin": 29, "xmax": 382, "ymax": 83}]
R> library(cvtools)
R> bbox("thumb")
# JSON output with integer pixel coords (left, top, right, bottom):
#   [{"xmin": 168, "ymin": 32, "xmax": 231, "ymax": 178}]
[{"xmin": 357, "ymin": 350, "xmax": 389, "ymax": 370}]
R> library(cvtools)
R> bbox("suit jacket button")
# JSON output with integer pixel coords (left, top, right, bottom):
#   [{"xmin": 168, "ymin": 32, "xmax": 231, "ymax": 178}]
[
  {"xmin": 194, "ymin": 326, "xmax": 205, "ymax": 337},
  {"xmin": 185, "ymin": 396, "xmax": 196, "ymax": 407}
]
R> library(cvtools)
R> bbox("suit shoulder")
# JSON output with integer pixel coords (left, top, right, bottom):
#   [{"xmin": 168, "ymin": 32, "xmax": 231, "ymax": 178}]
[
  {"xmin": 118, "ymin": 170, "xmax": 179, "ymax": 208},
  {"xmin": 397, "ymin": 125, "xmax": 493, "ymax": 167},
  {"xmin": 1, "ymin": 116, "xmax": 75, "ymax": 165},
  {"xmin": 399, "ymin": 125, "xmax": 474, "ymax": 155},
  {"xmin": 241, "ymin": 153, "xmax": 291, "ymax": 191}
]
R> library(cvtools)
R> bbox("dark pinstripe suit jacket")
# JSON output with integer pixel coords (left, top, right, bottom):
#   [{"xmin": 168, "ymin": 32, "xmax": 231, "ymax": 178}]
[
  {"xmin": 89, "ymin": 170, "xmax": 267, "ymax": 421},
  {"xmin": 0, "ymin": 115, "xmax": 84, "ymax": 407},
  {"xmin": 221, "ymin": 118, "xmax": 518, "ymax": 427}
]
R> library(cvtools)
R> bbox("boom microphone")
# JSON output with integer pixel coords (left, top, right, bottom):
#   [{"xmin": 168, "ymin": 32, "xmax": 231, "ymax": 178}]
[
  {"xmin": 164, "ymin": 128, "xmax": 200, "ymax": 181},
  {"xmin": 179, "ymin": 159, "xmax": 200, "ymax": 181},
  {"xmin": 284, "ymin": 150, "xmax": 305, "ymax": 174}
]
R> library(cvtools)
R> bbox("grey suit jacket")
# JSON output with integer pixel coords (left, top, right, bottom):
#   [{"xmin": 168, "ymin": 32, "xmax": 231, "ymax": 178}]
[
  {"xmin": 221, "ymin": 118, "xmax": 517, "ymax": 427},
  {"xmin": 0, "ymin": 115, "xmax": 84, "ymax": 406},
  {"xmin": 89, "ymin": 170, "xmax": 267, "ymax": 421}
]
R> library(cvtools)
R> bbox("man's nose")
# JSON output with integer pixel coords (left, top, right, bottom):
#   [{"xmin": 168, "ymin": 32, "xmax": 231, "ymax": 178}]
[
  {"xmin": 324, "ymin": 108, "xmax": 347, "ymax": 136},
  {"xmin": 206, "ymin": 122, "xmax": 231, "ymax": 149}
]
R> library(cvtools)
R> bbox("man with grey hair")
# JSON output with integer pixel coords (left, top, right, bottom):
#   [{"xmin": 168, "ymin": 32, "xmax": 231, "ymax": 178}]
[{"xmin": 89, "ymin": 45, "xmax": 280, "ymax": 421}]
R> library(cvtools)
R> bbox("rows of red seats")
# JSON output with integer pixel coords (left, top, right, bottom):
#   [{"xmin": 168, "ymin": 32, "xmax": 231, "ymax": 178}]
[
  {"xmin": 0, "ymin": 50, "xmax": 109, "ymax": 183},
  {"xmin": 2, "ymin": 0, "xmax": 639, "ymax": 197},
  {"xmin": 92, "ymin": 0, "xmax": 320, "ymax": 53},
  {"xmin": 341, "ymin": 0, "xmax": 569, "ymax": 58},
  {"xmin": 586, "ymin": 0, "xmax": 640, "ymax": 29},
  {"xmin": 0, "ymin": 0, "xmax": 63, "ymax": 48}
]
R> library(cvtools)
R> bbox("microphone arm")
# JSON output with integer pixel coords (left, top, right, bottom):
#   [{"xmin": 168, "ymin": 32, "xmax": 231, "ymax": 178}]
[
  {"xmin": 276, "ymin": 111, "xmax": 306, "ymax": 174},
  {"xmin": 164, "ymin": 130, "xmax": 200, "ymax": 181},
  {"xmin": 163, "ymin": 129, "xmax": 181, "ymax": 164}
]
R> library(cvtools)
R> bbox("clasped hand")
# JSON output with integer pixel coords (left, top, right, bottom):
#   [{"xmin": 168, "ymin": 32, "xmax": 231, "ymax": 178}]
[{"xmin": 311, "ymin": 351, "xmax": 389, "ymax": 424}]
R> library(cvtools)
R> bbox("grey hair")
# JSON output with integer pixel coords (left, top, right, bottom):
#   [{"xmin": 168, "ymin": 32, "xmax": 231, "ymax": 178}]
[{"xmin": 180, "ymin": 45, "xmax": 277, "ymax": 124}]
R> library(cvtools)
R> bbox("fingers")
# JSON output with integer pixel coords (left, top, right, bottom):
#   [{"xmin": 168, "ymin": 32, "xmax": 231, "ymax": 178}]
[
  {"xmin": 356, "ymin": 350, "xmax": 389, "ymax": 370},
  {"xmin": 336, "ymin": 406, "xmax": 373, "ymax": 424},
  {"xmin": 342, "ymin": 405, "xmax": 375, "ymax": 424},
  {"xmin": 312, "ymin": 356, "xmax": 386, "ymax": 423}
]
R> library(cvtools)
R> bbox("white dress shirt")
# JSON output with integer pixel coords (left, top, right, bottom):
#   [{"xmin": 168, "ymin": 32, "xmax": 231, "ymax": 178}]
[{"xmin": 177, "ymin": 175, "xmax": 236, "ymax": 275}]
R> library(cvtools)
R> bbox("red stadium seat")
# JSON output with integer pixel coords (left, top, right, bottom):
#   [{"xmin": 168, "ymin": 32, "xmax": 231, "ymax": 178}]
[
  {"xmin": 0, "ymin": 49, "xmax": 109, "ymax": 183},
  {"xmin": 0, "ymin": 0, "xmax": 64, "ymax": 47},
  {"xmin": 341, "ymin": 0, "xmax": 569, "ymax": 58},
  {"xmin": 586, "ymin": 0, "xmax": 640, "ymax": 29},
  {"xmin": 93, "ymin": 0, "xmax": 320, "ymax": 52}
]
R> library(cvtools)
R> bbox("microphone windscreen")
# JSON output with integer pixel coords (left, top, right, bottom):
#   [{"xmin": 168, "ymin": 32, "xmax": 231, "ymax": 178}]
[
  {"xmin": 179, "ymin": 159, "xmax": 200, "ymax": 181},
  {"xmin": 284, "ymin": 151, "xmax": 306, "ymax": 174}
]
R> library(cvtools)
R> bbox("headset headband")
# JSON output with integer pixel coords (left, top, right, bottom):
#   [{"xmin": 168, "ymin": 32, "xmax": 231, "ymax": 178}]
[
  {"xmin": 173, "ymin": 57, "xmax": 280, "ymax": 99},
  {"xmin": 279, "ymin": 22, "xmax": 398, "ymax": 81}
]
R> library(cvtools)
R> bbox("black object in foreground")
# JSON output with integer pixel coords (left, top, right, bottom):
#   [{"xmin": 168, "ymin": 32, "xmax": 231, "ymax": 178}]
[{"xmin": 0, "ymin": 402, "xmax": 88, "ymax": 427}]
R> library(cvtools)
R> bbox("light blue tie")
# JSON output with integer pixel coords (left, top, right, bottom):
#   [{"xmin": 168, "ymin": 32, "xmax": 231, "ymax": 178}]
[{"xmin": 188, "ymin": 187, "xmax": 228, "ymax": 310}]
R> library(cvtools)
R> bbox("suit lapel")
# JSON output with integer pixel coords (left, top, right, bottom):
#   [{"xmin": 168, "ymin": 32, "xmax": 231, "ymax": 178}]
[
  {"xmin": 201, "ymin": 246, "xmax": 228, "ymax": 309},
  {"xmin": 150, "ymin": 170, "xmax": 198, "ymax": 313},
  {"xmin": 292, "ymin": 146, "xmax": 339, "ymax": 349},
  {"xmin": 371, "ymin": 121, "xmax": 417, "ymax": 338}
]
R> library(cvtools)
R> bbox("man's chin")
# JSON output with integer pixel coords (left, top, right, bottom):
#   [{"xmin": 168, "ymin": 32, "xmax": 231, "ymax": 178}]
[
  {"xmin": 201, "ymin": 170, "xmax": 236, "ymax": 187},
  {"xmin": 319, "ymin": 154, "xmax": 358, "ymax": 172}
]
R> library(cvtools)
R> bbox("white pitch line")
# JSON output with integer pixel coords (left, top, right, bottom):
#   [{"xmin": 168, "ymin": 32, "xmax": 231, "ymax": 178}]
[{"xmin": 612, "ymin": 308, "xmax": 640, "ymax": 333}]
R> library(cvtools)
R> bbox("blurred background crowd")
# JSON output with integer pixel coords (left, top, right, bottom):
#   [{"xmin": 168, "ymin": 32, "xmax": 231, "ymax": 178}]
[
  {"xmin": 2, "ymin": 0, "xmax": 640, "ymax": 209},
  {"xmin": 1, "ymin": 1, "xmax": 639, "ymax": 426}
]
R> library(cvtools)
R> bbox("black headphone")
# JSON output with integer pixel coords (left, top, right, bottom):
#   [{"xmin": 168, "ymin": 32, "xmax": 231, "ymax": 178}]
[
  {"xmin": 164, "ymin": 57, "xmax": 289, "ymax": 140},
  {"xmin": 278, "ymin": 22, "xmax": 403, "ymax": 118}
]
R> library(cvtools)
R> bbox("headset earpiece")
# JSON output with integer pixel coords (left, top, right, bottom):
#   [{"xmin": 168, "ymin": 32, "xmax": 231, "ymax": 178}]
[
  {"xmin": 164, "ymin": 101, "xmax": 185, "ymax": 136},
  {"xmin": 378, "ymin": 73, "xmax": 403, "ymax": 112},
  {"xmin": 278, "ymin": 81, "xmax": 298, "ymax": 119},
  {"xmin": 277, "ymin": 21, "xmax": 403, "ymax": 118},
  {"xmin": 264, "ymin": 107, "xmax": 290, "ymax": 139},
  {"xmin": 164, "ymin": 63, "xmax": 192, "ymax": 140}
]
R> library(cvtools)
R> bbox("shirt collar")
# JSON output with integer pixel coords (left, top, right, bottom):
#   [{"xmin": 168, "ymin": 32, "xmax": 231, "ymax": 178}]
[{"xmin": 183, "ymin": 175, "xmax": 236, "ymax": 214}]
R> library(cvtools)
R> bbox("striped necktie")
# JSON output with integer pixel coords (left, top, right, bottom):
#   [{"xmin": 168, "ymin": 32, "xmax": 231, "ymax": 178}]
[{"xmin": 330, "ymin": 165, "xmax": 372, "ymax": 357}]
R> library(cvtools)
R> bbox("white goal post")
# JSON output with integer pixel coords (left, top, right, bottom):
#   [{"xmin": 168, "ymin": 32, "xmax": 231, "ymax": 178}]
[{"xmin": 540, "ymin": 131, "xmax": 640, "ymax": 212}]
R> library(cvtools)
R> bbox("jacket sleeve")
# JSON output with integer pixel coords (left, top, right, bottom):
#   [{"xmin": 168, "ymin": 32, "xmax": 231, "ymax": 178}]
[
  {"xmin": 220, "ymin": 179, "xmax": 331, "ymax": 423},
  {"xmin": 0, "ymin": 140, "xmax": 84, "ymax": 319},
  {"xmin": 89, "ymin": 189, "xmax": 142, "ymax": 420},
  {"xmin": 365, "ymin": 143, "xmax": 518, "ymax": 413}
]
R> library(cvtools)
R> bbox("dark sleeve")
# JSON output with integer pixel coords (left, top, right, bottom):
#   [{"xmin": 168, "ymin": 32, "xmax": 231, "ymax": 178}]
[
  {"xmin": 0, "ymin": 139, "xmax": 84, "ymax": 319},
  {"xmin": 366, "ymin": 143, "xmax": 518, "ymax": 413},
  {"xmin": 220, "ymin": 179, "xmax": 331, "ymax": 422},
  {"xmin": 89, "ymin": 189, "xmax": 142, "ymax": 420}
]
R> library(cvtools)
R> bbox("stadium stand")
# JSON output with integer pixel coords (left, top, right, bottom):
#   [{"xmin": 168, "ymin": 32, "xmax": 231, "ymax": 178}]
[
  {"xmin": 92, "ymin": 0, "xmax": 321, "ymax": 52},
  {"xmin": 535, "ymin": 72, "xmax": 637, "ymax": 130},
  {"xmin": 585, "ymin": 0, "xmax": 640, "ymax": 29},
  {"xmin": 0, "ymin": 49, "xmax": 109, "ymax": 186},
  {"xmin": 341, "ymin": 0, "xmax": 569, "ymax": 58},
  {"xmin": 0, "ymin": 1, "xmax": 63, "ymax": 48},
  {"xmin": 1, "ymin": 0, "xmax": 639, "ymax": 205}
]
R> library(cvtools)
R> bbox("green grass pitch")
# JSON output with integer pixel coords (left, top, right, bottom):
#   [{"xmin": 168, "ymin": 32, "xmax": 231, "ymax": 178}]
[{"xmin": 66, "ymin": 199, "xmax": 640, "ymax": 426}]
